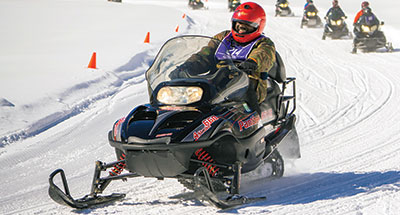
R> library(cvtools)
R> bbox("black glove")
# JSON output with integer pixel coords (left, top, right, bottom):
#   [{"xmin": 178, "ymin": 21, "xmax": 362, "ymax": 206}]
[
  {"xmin": 169, "ymin": 62, "xmax": 193, "ymax": 79},
  {"xmin": 238, "ymin": 59, "xmax": 258, "ymax": 75}
]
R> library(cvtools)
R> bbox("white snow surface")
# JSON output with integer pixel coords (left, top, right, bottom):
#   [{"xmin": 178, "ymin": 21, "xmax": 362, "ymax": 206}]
[{"xmin": 1, "ymin": 0, "xmax": 400, "ymax": 214}]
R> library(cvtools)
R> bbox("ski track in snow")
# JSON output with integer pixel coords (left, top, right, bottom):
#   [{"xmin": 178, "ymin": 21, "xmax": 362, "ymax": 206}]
[{"xmin": 1, "ymin": 1, "xmax": 400, "ymax": 215}]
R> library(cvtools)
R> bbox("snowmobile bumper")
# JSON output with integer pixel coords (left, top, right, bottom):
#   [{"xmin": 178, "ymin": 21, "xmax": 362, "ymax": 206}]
[
  {"xmin": 354, "ymin": 36, "xmax": 386, "ymax": 50},
  {"xmin": 325, "ymin": 25, "xmax": 349, "ymax": 39},
  {"xmin": 108, "ymin": 129, "xmax": 267, "ymax": 177}
]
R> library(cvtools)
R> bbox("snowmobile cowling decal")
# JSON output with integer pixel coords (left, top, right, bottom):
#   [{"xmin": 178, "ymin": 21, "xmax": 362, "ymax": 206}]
[
  {"xmin": 238, "ymin": 115, "xmax": 260, "ymax": 131},
  {"xmin": 113, "ymin": 117, "xmax": 125, "ymax": 141},
  {"xmin": 193, "ymin": 115, "xmax": 220, "ymax": 141}
]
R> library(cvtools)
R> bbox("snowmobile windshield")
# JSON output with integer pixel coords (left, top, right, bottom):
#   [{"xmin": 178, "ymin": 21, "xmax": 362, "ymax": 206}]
[{"xmin": 146, "ymin": 35, "xmax": 249, "ymax": 106}]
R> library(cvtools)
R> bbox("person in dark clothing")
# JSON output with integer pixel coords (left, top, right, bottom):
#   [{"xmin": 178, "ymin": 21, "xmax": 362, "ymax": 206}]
[{"xmin": 325, "ymin": 0, "xmax": 346, "ymax": 19}]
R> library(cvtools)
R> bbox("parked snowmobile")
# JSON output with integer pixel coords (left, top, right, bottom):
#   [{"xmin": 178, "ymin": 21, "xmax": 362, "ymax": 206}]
[
  {"xmin": 301, "ymin": 4, "xmax": 323, "ymax": 28},
  {"xmin": 352, "ymin": 12, "xmax": 393, "ymax": 53},
  {"xmin": 322, "ymin": 13, "xmax": 352, "ymax": 40},
  {"xmin": 189, "ymin": 0, "xmax": 205, "ymax": 10},
  {"xmin": 48, "ymin": 36, "xmax": 300, "ymax": 210},
  {"xmin": 275, "ymin": 0, "xmax": 294, "ymax": 17},
  {"xmin": 228, "ymin": 0, "xmax": 241, "ymax": 12}
]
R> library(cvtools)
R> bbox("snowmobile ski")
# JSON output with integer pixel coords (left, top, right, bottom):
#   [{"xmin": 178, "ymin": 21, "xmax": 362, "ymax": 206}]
[{"xmin": 193, "ymin": 166, "xmax": 266, "ymax": 210}]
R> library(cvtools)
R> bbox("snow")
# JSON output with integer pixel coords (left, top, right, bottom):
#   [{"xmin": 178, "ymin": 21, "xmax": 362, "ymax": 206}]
[{"xmin": 1, "ymin": 0, "xmax": 400, "ymax": 214}]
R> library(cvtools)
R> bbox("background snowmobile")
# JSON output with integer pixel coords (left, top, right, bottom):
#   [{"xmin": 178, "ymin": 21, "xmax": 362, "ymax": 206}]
[
  {"xmin": 322, "ymin": 13, "xmax": 352, "ymax": 40},
  {"xmin": 189, "ymin": 0, "xmax": 206, "ymax": 10},
  {"xmin": 48, "ymin": 36, "xmax": 300, "ymax": 210},
  {"xmin": 275, "ymin": 0, "xmax": 294, "ymax": 17},
  {"xmin": 228, "ymin": 0, "xmax": 241, "ymax": 12},
  {"xmin": 301, "ymin": 4, "xmax": 323, "ymax": 28},
  {"xmin": 352, "ymin": 12, "xmax": 393, "ymax": 53}
]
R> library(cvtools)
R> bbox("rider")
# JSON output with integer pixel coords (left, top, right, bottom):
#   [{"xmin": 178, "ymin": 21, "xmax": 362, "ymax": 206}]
[
  {"xmin": 354, "ymin": 6, "xmax": 380, "ymax": 35},
  {"xmin": 304, "ymin": 0, "xmax": 313, "ymax": 10},
  {"xmin": 353, "ymin": 1, "xmax": 369, "ymax": 24},
  {"xmin": 170, "ymin": 2, "xmax": 276, "ymax": 111},
  {"xmin": 304, "ymin": 0, "xmax": 318, "ymax": 16},
  {"xmin": 325, "ymin": 0, "xmax": 346, "ymax": 19}
]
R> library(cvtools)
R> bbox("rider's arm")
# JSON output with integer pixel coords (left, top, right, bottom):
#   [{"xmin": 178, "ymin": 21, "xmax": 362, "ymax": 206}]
[
  {"xmin": 247, "ymin": 38, "xmax": 276, "ymax": 103},
  {"xmin": 354, "ymin": 10, "xmax": 363, "ymax": 24}
]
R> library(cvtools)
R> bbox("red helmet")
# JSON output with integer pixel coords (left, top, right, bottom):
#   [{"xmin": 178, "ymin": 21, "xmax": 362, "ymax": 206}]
[
  {"xmin": 361, "ymin": 1, "xmax": 369, "ymax": 8},
  {"xmin": 231, "ymin": 2, "xmax": 266, "ymax": 43}
]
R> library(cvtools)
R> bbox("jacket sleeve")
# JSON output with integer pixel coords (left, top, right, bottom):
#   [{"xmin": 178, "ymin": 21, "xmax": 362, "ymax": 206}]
[
  {"xmin": 354, "ymin": 10, "xmax": 362, "ymax": 24},
  {"xmin": 248, "ymin": 38, "xmax": 276, "ymax": 80},
  {"xmin": 248, "ymin": 37, "xmax": 276, "ymax": 103}
]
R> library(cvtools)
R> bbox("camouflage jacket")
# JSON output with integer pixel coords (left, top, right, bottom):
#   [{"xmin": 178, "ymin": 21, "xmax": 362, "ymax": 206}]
[{"xmin": 187, "ymin": 30, "xmax": 276, "ymax": 103}]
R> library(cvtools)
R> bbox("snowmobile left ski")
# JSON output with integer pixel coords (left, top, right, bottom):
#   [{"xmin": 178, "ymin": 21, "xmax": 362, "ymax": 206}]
[{"xmin": 48, "ymin": 35, "xmax": 300, "ymax": 210}]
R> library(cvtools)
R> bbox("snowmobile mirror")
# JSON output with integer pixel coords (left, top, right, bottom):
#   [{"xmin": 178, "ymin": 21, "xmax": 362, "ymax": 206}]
[{"xmin": 381, "ymin": 21, "xmax": 385, "ymax": 25}]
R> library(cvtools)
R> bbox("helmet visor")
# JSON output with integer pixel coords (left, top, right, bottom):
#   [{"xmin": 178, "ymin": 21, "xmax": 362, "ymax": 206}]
[
  {"xmin": 232, "ymin": 18, "xmax": 259, "ymax": 28},
  {"xmin": 232, "ymin": 19, "xmax": 259, "ymax": 34}
]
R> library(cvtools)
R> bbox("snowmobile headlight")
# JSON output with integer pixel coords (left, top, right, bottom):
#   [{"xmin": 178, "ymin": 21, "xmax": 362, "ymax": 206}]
[
  {"xmin": 370, "ymin": 25, "xmax": 378, "ymax": 32},
  {"xmin": 157, "ymin": 86, "xmax": 203, "ymax": 105},
  {"xmin": 330, "ymin": 19, "xmax": 341, "ymax": 26},
  {"xmin": 361, "ymin": 25, "xmax": 370, "ymax": 32},
  {"xmin": 279, "ymin": 3, "xmax": 288, "ymax": 8},
  {"xmin": 307, "ymin": 12, "xmax": 316, "ymax": 17}
]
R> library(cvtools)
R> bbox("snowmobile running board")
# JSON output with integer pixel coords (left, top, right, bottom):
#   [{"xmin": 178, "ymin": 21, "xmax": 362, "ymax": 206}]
[
  {"xmin": 48, "ymin": 160, "xmax": 140, "ymax": 209},
  {"xmin": 193, "ymin": 166, "xmax": 266, "ymax": 210}
]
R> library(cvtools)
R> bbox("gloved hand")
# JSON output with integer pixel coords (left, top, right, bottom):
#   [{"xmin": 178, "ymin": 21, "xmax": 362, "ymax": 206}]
[
  {"xmin": 238, "ymin": 58, "xmax": 258, "ymax": 76},
  {"xmin": 169, "ymin": 62, "xmax": 193, "ymax": 79}
]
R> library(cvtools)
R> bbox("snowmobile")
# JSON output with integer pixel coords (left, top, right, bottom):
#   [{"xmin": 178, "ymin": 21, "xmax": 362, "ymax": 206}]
[
  {"xmin": 322, "ymin": 13, "xmax": 352, "ymax": 40},
  {"xmin": 275, "ymin": 0, "xmax": 294, "ymax": 17},
  {"xmin": 48, "ymin": 35, "xmax": 300, "ymax": 210},
  {"xmin": 301, "ymin": 4, "xmax": 323, "ymax": 28},
  {"xmin": 352, "ymin": 13, "xmax": 393, "ymax": 53},
  {"xmin": 189, "ymin": 0, "xmax": 205, "ymax": 10},
  {"xmin": 228, "ymin": 0, "xmax": 241, "ymax": 12}
]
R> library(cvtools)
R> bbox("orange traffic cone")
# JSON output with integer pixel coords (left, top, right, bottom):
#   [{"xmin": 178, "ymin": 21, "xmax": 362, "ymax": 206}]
[
  {"xmin": 144, "ymin": 32, "xmax": 150, "ymax": 43},
  {"xmin": 88, "ymin": 52, "xmax": 97, "ymax": 69},
  {"xmin": 182, "ymin": 13, "xmax": 186, "ymax": 19},
  {"xmin": 175, "ymin": 25, "xmax": 179, "ymax": 32}
]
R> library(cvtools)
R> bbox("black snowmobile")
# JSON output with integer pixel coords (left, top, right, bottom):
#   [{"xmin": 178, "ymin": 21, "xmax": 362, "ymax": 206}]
[
  {"xmin": 275, "ymin": 0, "xmax": 294, "ymax": 17},
  {"xmin": 322, "ymin": 13, "xmax": 351, "ymax": 40},
  {"xmin": 228, "ymin": 0, "xmax": 241, "ymax": 12},
  {"xmin": 48, "ymin": 36, "xmax": 300, "ymax": 210},
  {"xmin": 189, "ymin": 0, "xmax": 205, "ymax": 10},
  {"xmin": 301, "ymin": 4, "xmax": 323, "ymax": 28},
  {"xmin": 352, "ymin": 12, "xmax": 393, "ymax": 53}
]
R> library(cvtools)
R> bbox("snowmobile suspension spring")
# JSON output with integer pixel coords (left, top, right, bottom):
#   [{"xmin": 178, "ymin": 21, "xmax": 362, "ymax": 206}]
[
  {"xmin": 195, "ymin": 148, "xmax": 219, "ymax": 176},
  {"xmin": 109, "ymin": 153, "xmax": 126, "ymax": 176}
]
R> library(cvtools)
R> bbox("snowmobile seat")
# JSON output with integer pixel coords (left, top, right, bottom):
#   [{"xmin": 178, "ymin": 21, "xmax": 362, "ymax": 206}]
[
  {"xmin": 264, "ymin": 52, "xmax": 287, "ymax": 118},
  {"xmin": 267, "ymin": 52, "xmax": 286, "ymax": 83}
]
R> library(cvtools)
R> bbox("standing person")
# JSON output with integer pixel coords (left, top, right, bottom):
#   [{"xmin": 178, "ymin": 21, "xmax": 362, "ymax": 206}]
[{"xmin": 170, "ymin": 2, "xmax": 276, "ymax": 111}]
